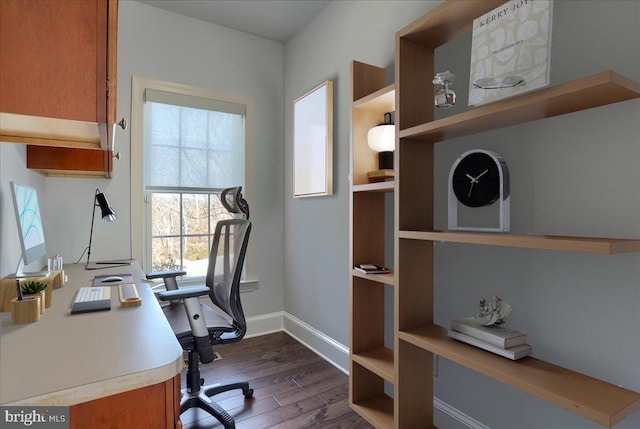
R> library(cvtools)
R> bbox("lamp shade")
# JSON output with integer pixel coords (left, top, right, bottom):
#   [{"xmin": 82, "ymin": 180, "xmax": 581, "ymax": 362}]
[
  {"xmin": 95, "ymin": 191, "xmax": 117, "ymax": 222},
  {"xmin": 367, "ymin": 124, "xmax": 395, "ymax": 153}
]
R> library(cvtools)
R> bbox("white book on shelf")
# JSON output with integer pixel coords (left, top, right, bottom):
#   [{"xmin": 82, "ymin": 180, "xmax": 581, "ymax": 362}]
[
  {"xmin": 447, "ymin": 330, "xmax": 532, "ymax": 361},
  {"xmin": 450, "ymin": 317, "xmax": 526, "ymax": 349}
]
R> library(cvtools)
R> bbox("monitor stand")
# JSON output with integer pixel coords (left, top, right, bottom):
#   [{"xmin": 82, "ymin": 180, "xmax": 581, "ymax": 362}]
[{"xmin": 13, "ymin": 257, "xmax": 49, "ymax": 278}]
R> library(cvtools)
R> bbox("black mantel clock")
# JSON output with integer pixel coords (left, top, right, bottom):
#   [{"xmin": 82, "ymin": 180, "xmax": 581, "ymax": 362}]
[{"xmin": 448, "ymin": 149, "xmax": 510, "ymax": 232}]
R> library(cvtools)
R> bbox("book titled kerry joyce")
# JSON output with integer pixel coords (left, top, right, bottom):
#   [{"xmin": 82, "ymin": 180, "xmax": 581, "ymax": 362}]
[{"xmin": 468, "ymin": 0, "xmax": 554, "ymax": 107}]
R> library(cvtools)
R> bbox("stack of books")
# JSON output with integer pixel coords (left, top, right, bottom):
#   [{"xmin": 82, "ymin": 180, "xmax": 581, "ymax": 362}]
[
  {"xmin": 354, "ymin": 264, "xmax": 390, "ymax": 274},
  {"xmin": 448, "ymin": 317, "xmax": 532, "ymax": 360}
]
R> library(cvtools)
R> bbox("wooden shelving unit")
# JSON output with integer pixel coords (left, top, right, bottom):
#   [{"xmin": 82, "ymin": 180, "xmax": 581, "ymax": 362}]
[
  {"xmin": 392, "ymin": 1, "xmax": 640, "ymax": 428},
  {"xmin": 349, "ymin": 61, "xmax": 396, "ymax": 428}
]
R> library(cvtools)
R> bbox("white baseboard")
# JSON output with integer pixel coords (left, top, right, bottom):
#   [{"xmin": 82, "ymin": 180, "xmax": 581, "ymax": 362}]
[
  {"xmin": 434, "ymin": 397, "xmax": 491, "ymax": 429},
  {"xmin": 282, "ymin": 312, "xmax": 350, "ymax": 375},
  {"xmin": 244, "ymin": 312, "xmax": 488, "ymax": 428},
  {"xmin": 245, "ymin": 311, "xmax": 284, "ymax": 338}
]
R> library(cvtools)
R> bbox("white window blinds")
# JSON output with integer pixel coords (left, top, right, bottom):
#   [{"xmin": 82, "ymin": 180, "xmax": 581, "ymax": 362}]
[{"xmin": 143, "ymin": 89, "xmax": 245, "ymax": 190}]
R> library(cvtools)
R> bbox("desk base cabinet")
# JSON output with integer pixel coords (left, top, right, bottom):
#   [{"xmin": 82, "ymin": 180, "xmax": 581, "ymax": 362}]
[{"xmin": 70, "ymin": 374, "xmax": 181, "ymax": 429}]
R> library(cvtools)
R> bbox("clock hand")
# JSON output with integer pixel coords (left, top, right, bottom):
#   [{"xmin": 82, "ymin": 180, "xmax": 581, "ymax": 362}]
[
  {"xmin": 468, "ymin": 181, "xmax": 475, "ymax": 197},
  {"xmin": 475, "ymin": 169, "xmax": 489, "ymax": 180},
  {"xmin": 466, "ymin": 173, "xmax": 475, "ymax": 182}
]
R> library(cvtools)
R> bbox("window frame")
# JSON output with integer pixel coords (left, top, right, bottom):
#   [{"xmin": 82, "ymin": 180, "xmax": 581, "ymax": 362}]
[{"xmin": 130, "ymin": 76, "xmax": 254, "ymax": 283}]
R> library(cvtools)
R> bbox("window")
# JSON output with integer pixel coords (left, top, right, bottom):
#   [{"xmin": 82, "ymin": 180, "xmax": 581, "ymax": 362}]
[
  {"xmin": 132, "ymin": 80, "xmax": 248, "ymax": 279},
  {"xmin": 148, "ymin": 192, "xmax": 235, "ymax": 274}
]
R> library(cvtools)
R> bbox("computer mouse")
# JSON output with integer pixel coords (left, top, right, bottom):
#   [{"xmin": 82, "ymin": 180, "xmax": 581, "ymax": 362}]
[{"xmin": 102, "ymin": 276, "xmax": 123, "ymax": 283}]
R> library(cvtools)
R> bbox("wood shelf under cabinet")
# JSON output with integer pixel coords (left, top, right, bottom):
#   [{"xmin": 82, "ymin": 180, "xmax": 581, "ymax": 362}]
[
  {"xmin": 353, "ymin": 347, "xmax": 394, "ymax": 383},
  {"xmin": 399, "ymin": 324, "xmax": 640, "ymax": 428},
  {"xmin": 27, "ymin": 146, "xmax": 112, "ymax": 178},
  {"xmin": 398, "ymin": 71, "xmax": 640, "ymax": 143},
  {"xmin": 351, "ymin": 394, "xmax": 394, "ymax": 429},
  {"xmin": 399, "ymin": 230, "xmax": 640, "ymax": 254}
]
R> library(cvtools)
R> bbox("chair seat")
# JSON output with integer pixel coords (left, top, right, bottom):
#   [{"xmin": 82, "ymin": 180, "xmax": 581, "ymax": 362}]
[{"xmin": 162, "ymin": 302, "xmax": 236, "ymax": 345}]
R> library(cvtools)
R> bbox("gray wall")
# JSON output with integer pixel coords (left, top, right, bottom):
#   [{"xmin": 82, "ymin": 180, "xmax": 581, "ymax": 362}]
[{"xmin": 284, "ymin": 1, "xmax": 639, "ymax": 428}]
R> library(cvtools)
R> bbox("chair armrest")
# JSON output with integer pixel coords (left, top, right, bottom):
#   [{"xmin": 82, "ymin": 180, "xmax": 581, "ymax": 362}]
[
  {"xmin": 158, "ymin": 285, "xmax": 209, "ymax": 301},
  {"xmin": 146, "ymin": 270, "xmax": 187, "ymax": 280}
]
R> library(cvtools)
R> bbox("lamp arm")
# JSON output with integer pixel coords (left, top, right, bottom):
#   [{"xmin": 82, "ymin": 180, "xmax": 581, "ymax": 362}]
[{"xmin": 85, "ymin": 191, "xmax": 99, "ymax": 268}]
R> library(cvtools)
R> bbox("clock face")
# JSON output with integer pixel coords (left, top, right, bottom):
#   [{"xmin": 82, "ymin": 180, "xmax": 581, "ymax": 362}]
[{"xmin": 452, "ymin": 152, "xmax": 501, "ymax": 207}]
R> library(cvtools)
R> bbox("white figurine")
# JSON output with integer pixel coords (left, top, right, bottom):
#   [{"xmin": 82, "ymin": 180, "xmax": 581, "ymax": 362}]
[
  {"xmin": 475, "ymin": 295, "xmax": 512, "ymax": 326},
  {"xmin": 433, "ymin": 71, "xmax": 456, "ymax": 109}
]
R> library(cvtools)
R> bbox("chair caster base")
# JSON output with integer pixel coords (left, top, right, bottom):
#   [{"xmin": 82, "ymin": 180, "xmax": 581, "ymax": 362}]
[{"xmin": 180, "ymin": 381, "xmax": 252, "ymax": 429}]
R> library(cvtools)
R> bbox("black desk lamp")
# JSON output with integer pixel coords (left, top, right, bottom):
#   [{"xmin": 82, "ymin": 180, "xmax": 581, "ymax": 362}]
[{"xmin": 78, "ymin": 189, "xmax": 130, "ymax": 270}]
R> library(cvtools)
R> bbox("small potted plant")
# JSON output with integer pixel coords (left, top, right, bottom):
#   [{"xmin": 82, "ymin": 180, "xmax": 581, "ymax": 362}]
[{"xmin": 21, "ymin": 281, "xmax": 48, "ymax": 314}]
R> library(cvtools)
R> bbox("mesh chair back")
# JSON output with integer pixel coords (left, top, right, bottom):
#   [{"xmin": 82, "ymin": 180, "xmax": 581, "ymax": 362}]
[
  {"xmin": 221, "ymin": 187, "xmax": 250, "ymax": 220},
  {"xmin": 205, "ymin": 218, "xmax": 251, "ymax": 336}
]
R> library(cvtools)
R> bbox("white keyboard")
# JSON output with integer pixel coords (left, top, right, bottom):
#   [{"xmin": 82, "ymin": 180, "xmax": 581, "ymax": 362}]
[{"xmin": 73, "ymin": 286, "xmax": 110, "ymax": 304}]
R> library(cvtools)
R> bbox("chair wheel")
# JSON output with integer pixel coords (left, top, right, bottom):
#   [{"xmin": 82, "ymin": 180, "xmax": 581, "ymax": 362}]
[{"xmin": 243, "ymin": 388, "xmax": 254, "ymax": 399}]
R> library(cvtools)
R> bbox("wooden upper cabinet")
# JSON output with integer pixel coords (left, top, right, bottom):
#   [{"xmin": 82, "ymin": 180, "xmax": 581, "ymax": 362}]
[
  {"xmin": 0, "ymin": 0, "xmax": 119, "ymax": 177},
  {"xmin": 1, "ymin": 0, "xmax": 105, "ymax": 122}
]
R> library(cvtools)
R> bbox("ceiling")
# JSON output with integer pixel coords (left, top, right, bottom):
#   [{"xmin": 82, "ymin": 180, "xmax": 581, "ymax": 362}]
[{"xmin": 138, "ymin": 0, "xmax": 332, "ymax": 43}]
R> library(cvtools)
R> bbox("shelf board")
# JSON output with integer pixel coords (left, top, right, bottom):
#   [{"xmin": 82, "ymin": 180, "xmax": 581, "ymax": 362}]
[
  {"xmin": 351, "ymin": 394, "xmax": 394, "ymax": 429},
  {"xmin": 399, "ymin": 230, "xmax": 640, "ymax": 254},
  {"xmin": 398, "ymin": 71, "xmax": 640, "ymax": 144},
  {"xmin": 352, "ymin": 347, "xmax": 395, "ymax": 382},
  {"xmin": 354, "ymin": 84, "xmax": 395, "ymax": 112},
  {"xmin": 399, "ymin": 324, "xmax": 640, "ymax": 428},
  {"xmin": 397, "ymin": 0, "xmax": 504, "ymax": 47},
  {"xmin": 353, "ymin": 269, "xmax": 394, "ymax": 286},
  {"xmin": 353, "ymin": 181, "xmax": 394, "ymax": 193}
]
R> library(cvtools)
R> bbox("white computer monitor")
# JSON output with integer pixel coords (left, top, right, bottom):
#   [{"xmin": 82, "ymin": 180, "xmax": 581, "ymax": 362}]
[{"xmin": 10, "ymin": 181, "xmax": 49, "ymax": 277}]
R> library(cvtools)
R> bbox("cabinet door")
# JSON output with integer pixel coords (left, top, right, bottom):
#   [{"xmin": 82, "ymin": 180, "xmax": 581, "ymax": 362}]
[
  {"xmin": 0, "ymin": 0, "xmax": 108, "ymax": 123},
  {"xmin": 69, "ymin": 375, "xmax": 180, "ymax": 429}
]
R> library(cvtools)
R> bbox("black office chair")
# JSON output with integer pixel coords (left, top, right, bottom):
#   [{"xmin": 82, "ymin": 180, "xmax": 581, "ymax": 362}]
[{"xmin": 147, "ymin": 187, "xmax": 253, "ymax": 429}]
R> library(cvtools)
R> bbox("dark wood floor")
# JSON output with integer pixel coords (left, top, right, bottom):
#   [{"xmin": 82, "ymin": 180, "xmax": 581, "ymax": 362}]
[{"xmin": 181, "ymin": 332, "xmax": 374, "ymax": 429}]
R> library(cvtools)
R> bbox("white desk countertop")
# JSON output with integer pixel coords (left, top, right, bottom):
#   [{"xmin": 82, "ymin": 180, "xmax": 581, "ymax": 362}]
[{"xmin": 0, "ymin": 262, "xmax": 183, "ymax": 405}]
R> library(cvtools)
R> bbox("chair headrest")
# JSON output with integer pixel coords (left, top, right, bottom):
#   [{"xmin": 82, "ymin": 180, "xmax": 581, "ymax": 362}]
[{"xmin": 220, "ymin": 187, "xmax": 250, "ymax": 220}]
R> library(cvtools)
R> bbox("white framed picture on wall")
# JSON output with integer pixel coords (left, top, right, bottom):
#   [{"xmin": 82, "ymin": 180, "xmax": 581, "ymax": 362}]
[{"xmin": 293, "ymin": 80, "xmax": 333, "ymax": 198}]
